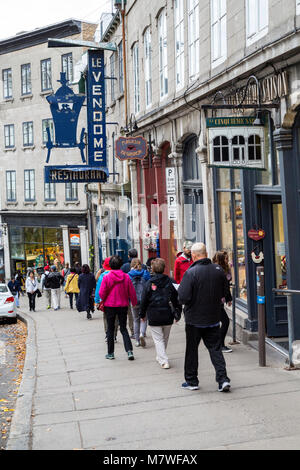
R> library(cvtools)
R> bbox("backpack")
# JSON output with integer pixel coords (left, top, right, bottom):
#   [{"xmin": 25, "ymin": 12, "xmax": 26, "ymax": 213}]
[
  {"xmin": 44, "ymin": 274, "xmax": 51, "ymax": 289},
  {"xmin": 132, "ymin": 275, "xmax": 146, "ymax": 305}
]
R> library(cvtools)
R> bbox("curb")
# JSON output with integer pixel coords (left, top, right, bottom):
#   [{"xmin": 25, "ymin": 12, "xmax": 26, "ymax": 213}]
[{"xmin": 6, "ymin": 310, "xmax": 37, "ymax": 450}]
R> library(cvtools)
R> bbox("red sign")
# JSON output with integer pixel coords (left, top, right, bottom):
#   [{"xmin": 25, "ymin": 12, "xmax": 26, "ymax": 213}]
[
  {"xmin": 115, "ymin": 136, "xmax": 148, "ymax": 161},
  {"xmin": 248, "ymin": 228, "xmax": 266, "ymax": 241}
]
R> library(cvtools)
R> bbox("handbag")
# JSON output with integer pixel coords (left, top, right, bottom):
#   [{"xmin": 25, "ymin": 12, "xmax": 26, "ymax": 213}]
[
  {"xmin": 36, "ymin": 289, "xmax": 42, "ymax": 298},
  {"xmin": 97, "ymin": 301, "xmax": 105, "ymax": 312}
]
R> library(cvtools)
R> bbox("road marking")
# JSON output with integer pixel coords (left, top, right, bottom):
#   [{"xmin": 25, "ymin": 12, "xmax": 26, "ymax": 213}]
[{"xmin": 0, "ymin": 341, "xmax": 6, "ymax": 365}]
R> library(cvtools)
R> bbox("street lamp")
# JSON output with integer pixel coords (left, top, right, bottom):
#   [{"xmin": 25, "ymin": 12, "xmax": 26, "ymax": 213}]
[{"xmin": 120, "ymin": 114, "xmax": 138, "ymax": 136}]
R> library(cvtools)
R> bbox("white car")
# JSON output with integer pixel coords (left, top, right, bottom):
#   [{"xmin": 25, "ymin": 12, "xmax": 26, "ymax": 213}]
[{"xmin": 0, "ymin": 284, "xmax": 17, "ymax": 323}]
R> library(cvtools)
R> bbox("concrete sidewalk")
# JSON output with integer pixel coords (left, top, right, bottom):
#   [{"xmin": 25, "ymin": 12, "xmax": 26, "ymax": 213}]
[{"xmin": 6, "ymin": 293, "xmax": 300, "ymax": 450}]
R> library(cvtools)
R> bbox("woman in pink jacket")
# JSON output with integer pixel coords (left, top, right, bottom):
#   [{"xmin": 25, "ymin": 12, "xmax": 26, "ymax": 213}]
[{"xmin": 99, "ymin": 255, "xmax": 137, "ymax": 361}]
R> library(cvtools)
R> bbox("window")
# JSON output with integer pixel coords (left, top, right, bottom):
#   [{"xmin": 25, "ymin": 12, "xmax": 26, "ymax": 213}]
[
  {"xmin": 144, "ymin": 28, "xmax": 152, "ymax": 107},
  {"xmin": 65, "ymin": 182, "xmax": 78, "ymax": 201},
  {"xmin": 232, "ymin": 135, "xmax": 245, "ymax": 161},
  {"xmin": 41, "ymin": 59, "xmax": 52, "ymax": 91},
  {"xmin": 213, "ymin": 136, "xmax": 229, "ymax": 162},
  {"xmin": 44, "ymin": 182, "xmax": 56, "ymax": 201},
  {"xmin": 24, "ymin": 170, "xmax": 35, "ymax": 201},
  {"xmin": 158, "ymin": 9, "xmax": 168, "ymax": 99},
  {"xmin": 21, "ymin": 64, "xmax": 31, "ymax": 95},
  {"xmin": 118, "ymin": 42, "xmax": 124, "ymax": 94},
  {"xmin": 211, "ymin": 0, "xmax": 227, "ymax": 67},
  {"xmin": 297, "ymin": 0, "xmax": 300, "ymax": 15},
  {"xmin": 3, "ymin": 69, "xmax": 12, "ymax": 99},
  {"xmin": 6, "ymin": 171, "xmax": 16, "ymax": 202},
  {"xmin": 110, "ymin": 53, "xmax": 115, "ymax": 102},
  {"xmin": 23, "ymin": 121, "xmax": 34, "ymax": 147},
  {"xmin": 188, "ymin": 0, "xmax": 200, "ymax": 80},
  {"xmin": 133, "ymin": 43, "xmax": 140, "ymax": 114},
  {"xmin": 62, "ymin": 53, "xmax": 73, "ymax": 82},
  {"xmin": 42, "ymin": 119, "xmax": 54, "ymax": 144},
  {"xmin": 174, "ymin": 0, "xmax": 185, "ymax": 90},
  {"xmin": 246, "ymin": 0, "xmax": 268, "ymax": 46},
  {"xmin": 4, "ymin": 124, "xmax": 15, "ymax": 148},
  {"xmin": 248, "ymin": 135, "xmax": 262, "ymax": 160}
]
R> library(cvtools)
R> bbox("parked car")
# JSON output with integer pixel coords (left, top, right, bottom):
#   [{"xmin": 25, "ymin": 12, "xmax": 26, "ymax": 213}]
[{"xmin": 0, "ymin": 284, "xmax": 17, "ymax": 323}]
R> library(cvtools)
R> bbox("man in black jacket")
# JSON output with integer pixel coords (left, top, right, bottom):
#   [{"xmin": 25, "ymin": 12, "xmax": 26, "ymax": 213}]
[
  {"xmin": 178, "ymin": 242, "xmax": 231, "ymax": 393},
  {"xmin": 48, "ymin": 266, "xmax": 64, "ymax": 311}
]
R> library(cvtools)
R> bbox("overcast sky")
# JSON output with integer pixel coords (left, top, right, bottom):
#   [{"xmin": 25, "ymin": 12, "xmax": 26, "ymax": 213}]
[{"xmin": 0, "ymin": 0, "xmax": 114, "ymax": 40}]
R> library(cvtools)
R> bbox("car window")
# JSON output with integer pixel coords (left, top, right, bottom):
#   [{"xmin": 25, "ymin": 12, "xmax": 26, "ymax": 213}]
[{"xmin": 0, "ymin": 285, "xmax": 8, "ymax": 293}]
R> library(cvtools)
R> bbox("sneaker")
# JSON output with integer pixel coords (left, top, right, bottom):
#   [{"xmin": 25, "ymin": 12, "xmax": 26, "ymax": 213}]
[
  {"xmin": 218, "ymin": 381, "xmax": 231, "ymax": 393},
  {"xmin": 135, "ymin": 341, "xmax": 141, "ymax": 347},
  {"xmin": 128, "ymin": 351, "xmax": 135, "ymax": 361},
  {"xmin": 139, "ymin": 335, "xmax": 146, "ymax": 348},
  {"xmin": 161, "ymin": 363, "xmax": 170, "ymax": 369},
  {"xmin": 47, "ymin": 305, "xmax": 51, "ymax": 309},
  {"xmin": 87, "ymin": 312, "xmax": 92, "ymax": 320},
  {"xmin": 105, "ymin": 353, "xmax": 115, "ymax": 360},
  {"xmin": 54, "ymin": 308, "xmax": 58, "ymax": 311},
  {"xmin": 181, "ymin": 382, "xmax": 199, "ymax": 391},
  {"xmin": 222, "ymin": 346, "xmax": 233, "ymax": 353}
]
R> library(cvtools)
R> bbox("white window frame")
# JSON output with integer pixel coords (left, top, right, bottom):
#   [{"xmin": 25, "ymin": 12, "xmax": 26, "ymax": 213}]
[
  {"xmin": 158, "ymin": 9, "xmax": 168, "ymax": 100},
  {"xmin": 44, "ymin": 182, "xmax": 56, "ymax": 201},
  {"xmin": 23, "ymin": 121, "xmax": 34, "ymax": 147},
  {"xmin": 42, "ymin": 119, "xmax": 54, "ymax": 144},
  {"xmin": 65, "ymin": 182, "xmax": 78, "ymax": 201},
  {"xmin": 21, "ymin": 63, "xmax": 31, "ymax": 95},
  {"xmin": 188, "ymin": 0, "xmax": 200, "ymax": 81},
  {"xmin": 144, "ymin": 27, "xmax": 152, "ymax": 108},
  {"xmin": 211, "ymin": 0, "xmax": 227, "ymax": 68},
  {"xmin": 4, "ymin": 124, "xmax": 15, "ymax": 148},
  {"xmin": 174, "ymin": 0, "xmax": 185, "ymax": 90},
  {"xmin": 24, "ymin": 170, "xmax": 35, "ymax": 202},
  {"xmin": 3, "ymin": 68, "xmax": 12, "ymax": 99},
  {"xmin": 246, "ymin": 0, "xmax": 269, "ymax": 47},
  {"xmin": 133, "ymin": 43, "xmax": 140, "ymax": 114},
  {"xmin": 41, "ymin": 58, "xmax": 52, "ymax": 91},
  {"xmin": 62, "ymin": 53, "xmax": 73, "ymax": 82},
  {"xmin": 6, "ymin": 170, "xmax": 16, "ymax": 202}
]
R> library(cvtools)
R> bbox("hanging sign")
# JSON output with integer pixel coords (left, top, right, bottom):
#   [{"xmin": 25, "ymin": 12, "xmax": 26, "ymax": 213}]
[
  {"xmin": 45, "ymin": 49, "xmax": 108, "ymax": 183},
  {"xmin": 115, "ymin": 136, "xmax": 148, "ymax": 161},
  {"xmin": 248, "ymin": 228, "xmax": 266, "ymax": 241}
]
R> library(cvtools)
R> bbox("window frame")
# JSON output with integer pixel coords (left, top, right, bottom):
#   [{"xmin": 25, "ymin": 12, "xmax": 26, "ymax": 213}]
[
  {"xmin": 3, "ymin": 68, "xmax": 12, "ymax": 99},
  {"xmin": 41, "ymin": 58, "xmax": 52, "ymax": 91},
  {"xmin": 24, "ymin": 169, "xmax": 35, "ymax": 202},
  {"xmin": 132, "ymin": 42, "xmax": 140, "ymax": 114},
  {"xmin": 22, "ymin": 121, "xmax": 34, "ymax": 147},
  {"xmin": 211, "ymin": 0, "xmax": 227, "ymax": 68},
  {"xmin": 6, "ymin": 170, "xmax": 16, "ymax": 202},
  {"xmin": 110, "ymin": 53, "xmax": 116, "ymax": 102},
  {"xmin": 65, "ymin": 182, "xmax": 78, "ymax": 201},
  {"xmin": 42, "ymin": 119, "xmax": 54, "ymax": 144},
  {"xmin": 21, "ymin": 63, "xmax": 31, "ymax": 96},
  {"xmin": 118, "ymin": 42, "xmax": 124, "ymax": 94},
  {"xmin": 44, "ymin": 182, "xmax": 56, "ymax": 202},
  {"xmin": 188, "ymin": 0, "xmax": 200, "ymax": 81},
  {"xmin": 297, "ymin": 0, "xmax": 300, "ymax": 15},
  {"xmin": 174, "ymin": 0, "xmax": 185, "ymax": 91},
  {"xmin": 4, "ymin": 124, "xmax": 15, "ymax": 148},
  {"xmin": 158, "ymin": 9, "xmax": 168, "ymax": 100},
  {"xmin": 61, "ymin": 53, "xmax": 73, "ymax": 82},
  {"xmin": 246, "ymin": 0, "xmax": 269, "ymax": 46},
  {"xmin": 144, "ymin": 27, "xmax": 152, "ymax": 108}
]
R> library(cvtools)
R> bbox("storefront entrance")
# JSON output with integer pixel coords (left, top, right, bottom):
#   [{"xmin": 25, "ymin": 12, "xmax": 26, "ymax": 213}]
[{"xmin": 261, "ymin": 198, "xmax": 288, "ymax": 337}]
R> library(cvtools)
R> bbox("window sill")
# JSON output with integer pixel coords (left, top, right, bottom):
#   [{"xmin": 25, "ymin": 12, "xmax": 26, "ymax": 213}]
[
  {"xmin": 40, "ymin": 90, "xmax": 53, "ymax": 96},
  {"xmin": 22, "ymin": 145, "xmax": 35, "ymax": 151},
  {"xmin": 20, "ymin": 94, "xmax": 33, "ymax": 101},
  {"xmin": 2, "ymin": 97, "xmax": 14, "ymax": 103},
  {"xmin": 24, "ymin": 201, "xmax": 37, "ymax": 206},
  {"xmin": 43, "ymin": 201, "xmax": 57, "ymax": 206},
  {"xmin": 64, "ymin": 201, "xmax": 80, "ymax": 206},
  {"xmin": 4, "ymin": 147, "xmax": 16, "ymax": 153},
  {"xmin": 6, "ymin": 201, "xmax": 18, "ymax": 206}
]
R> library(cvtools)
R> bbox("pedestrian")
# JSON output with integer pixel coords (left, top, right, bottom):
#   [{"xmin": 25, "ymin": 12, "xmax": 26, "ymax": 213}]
[
  {"xmin": 8, "ymin": 276, "xmax": 21, "ymax": 308},
  {"xmin": 74, "ymin": 262, "xmax": 81, "ymax": 275},
  {"xmin": 178, "ymin": 242, "xmax": 231, "ymax": 393},
  {"xmin": 48, "ymin": 265, "xmax": 64, "ymax": 311},
  {"xmin": 77, "ymin": 264, "xmax": 96, "ymax": 320},
  {"xmin": 99, "ymin": 255, "xmax": 137, "ymax": 361},
  {"xmin": 95, "ymin": 257, "xmax": 119, "ymax": 341},
  {"xmin": 128, "ymin": 258, "xmax": 151, "ymax": 347},
  {"xmin": 15, "ymin": 271, "xmax": 25, "ymax": 296},
  {"xmin": 174, "ymin": 241, "xmax": 193, "ymax": 284},
  {"xmin": 26, "ymin": 270, "xmax": 38, "ymax": 312},
  {"xmin": 64, "ymin": 266, "xmax": 80, "ymax": 309},
  {"xmin": 140, "ymin": 258, "xmax": 181, "ymax": 369},
  {"xmin": 41, "ymin": 266, "xmax": 52, "ymax": 309},
  {"xmin": 213, "ymin": 251, "xmax": 233, "ymax": 353},
  {"xmin": 62, "ymin": 263, "xmax": 71, "ymax": 298}
]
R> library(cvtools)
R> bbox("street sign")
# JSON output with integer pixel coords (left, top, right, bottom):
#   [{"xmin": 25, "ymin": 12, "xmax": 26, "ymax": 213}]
[
  {"xmin": 166, "ymin": 168, "xmax": 176, "ymax": 194},
  {"xmin": 115, "ymin": 136, "xmax": 148, "ymax": 161},
  {"xmin": 167, "ymin": 194, "xmax": 177, "ymax": 221}
]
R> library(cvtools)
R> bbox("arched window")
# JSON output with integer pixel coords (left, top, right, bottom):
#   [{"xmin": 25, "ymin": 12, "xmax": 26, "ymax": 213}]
[
  {"xmin": 232, "ymin": 135, "xmax": 245, "ymax": 161},
  {"xmin": 183, "ymin": 135, "xmax": 201, "ymax": 181},
  {"xmin": 248, "ymin": 135, "xmax": 262, "ymax": 160},
  {"xmin": 213, "ymin": 136, "xmax": 229, "ymax": 162}
]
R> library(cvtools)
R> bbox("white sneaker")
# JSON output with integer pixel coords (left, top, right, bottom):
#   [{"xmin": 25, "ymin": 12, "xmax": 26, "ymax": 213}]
[
  {"xmin": 135, "ymin": 341, "xmax": 140, "ymax": 347},
  {"xmin": 161, "ymin": 363, "xmax": 170, "ymax": 369},
  {"xmin": 218, "ymin": 381, "xmax": 231, "ymax": 392}
]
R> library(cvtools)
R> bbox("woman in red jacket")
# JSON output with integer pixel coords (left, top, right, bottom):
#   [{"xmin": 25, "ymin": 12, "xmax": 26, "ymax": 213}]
[
  {"xmin": 174, "ymin": 241, "xmax": 194, "ymax": 284},
  {"xmin": 99, "ymin": 255, "xmax": 137, "ymax": 361}
]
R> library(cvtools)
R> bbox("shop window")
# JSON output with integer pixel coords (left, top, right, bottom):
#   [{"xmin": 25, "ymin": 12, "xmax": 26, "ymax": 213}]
[
  {"xmin": 248, "ymin": 134, "xmax": 262, "ymax": 160},
  {"xmin": 213, "ymin": 136, "xmax": 229, "ymax": 162}
]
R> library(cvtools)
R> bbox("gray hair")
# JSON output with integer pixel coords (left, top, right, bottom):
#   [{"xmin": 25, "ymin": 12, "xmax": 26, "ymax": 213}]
[{"xmin": 191, "ymin": 242, "xmax": 207, "ymax": 257}]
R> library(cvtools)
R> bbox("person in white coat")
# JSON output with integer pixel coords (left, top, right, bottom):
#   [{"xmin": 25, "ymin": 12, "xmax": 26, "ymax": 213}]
[{"xmin": 26, "ymin": 271, "xmax": 38, "ymax": 311}]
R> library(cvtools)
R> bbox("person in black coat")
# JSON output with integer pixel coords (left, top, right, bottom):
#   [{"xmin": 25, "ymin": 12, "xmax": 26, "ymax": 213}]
[
  {"xmin": 140, "ymin": 258, "xmax": 181, "ymax": 369},
  {"xmin": 178, "ymin": 242, "xmax": 231, "ymax": 393},
  {"xmin": 77, "ymin": 264, "xmax": 96, "ymax": 320}
]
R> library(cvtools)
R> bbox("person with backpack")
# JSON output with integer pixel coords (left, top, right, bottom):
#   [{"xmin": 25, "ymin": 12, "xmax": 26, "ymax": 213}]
[
  {"xmin": 128, "ymin": 258, "xmax": 151, "ymax": 347},
  {"xmin": 140, "ymin": 258, "xmax": 182, "ymax": 369},
  {"xmin": 95, "ymin": 257, "xmax": 119, "ymax": 341},
  {"xmin": 41, "ymin": 266, "xmax": 51, "ymax": 309}
]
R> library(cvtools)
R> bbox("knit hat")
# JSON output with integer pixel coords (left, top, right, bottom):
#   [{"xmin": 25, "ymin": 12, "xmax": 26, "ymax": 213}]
[{"xmin": 102, "ymin": 257, "xmax": 112, "ymax": 271}]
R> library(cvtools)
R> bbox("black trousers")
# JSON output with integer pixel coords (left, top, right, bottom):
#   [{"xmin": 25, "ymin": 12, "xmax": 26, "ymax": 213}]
[
  {"xmin": 105, "ymin": 307, "xmax": 132, "ymax": 355},
  {"xmin": 220, "ymin": 306, "xmax": 230, "ymax": 347},
  {"xmin": 184, "ymin": 323, "xmax": 230, "ymax": 386},
  {"xmin": 68, "ymin": 292, "xmax": 78, "ymax": 309},
  {"xmin": 28, "ymin": 292, "xmax": 36, "ymax": 311}
]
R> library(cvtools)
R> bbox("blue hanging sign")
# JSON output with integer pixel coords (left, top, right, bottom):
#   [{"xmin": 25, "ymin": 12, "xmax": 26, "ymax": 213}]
[{"xmin": 44, "ymin": 50, "xmax": 108, "ymax": 184}]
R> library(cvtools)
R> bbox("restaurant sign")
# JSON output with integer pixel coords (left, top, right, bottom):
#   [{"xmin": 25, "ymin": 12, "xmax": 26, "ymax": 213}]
[{"xmin": 115, "ymin": 136, "xmax": 148, "ymax": 161}]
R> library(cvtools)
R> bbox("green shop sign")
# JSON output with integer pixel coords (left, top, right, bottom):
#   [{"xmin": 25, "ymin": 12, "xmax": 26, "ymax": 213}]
[{"xmin": 206, "ymin": 116, "xmax": 261, "ymax": 128}]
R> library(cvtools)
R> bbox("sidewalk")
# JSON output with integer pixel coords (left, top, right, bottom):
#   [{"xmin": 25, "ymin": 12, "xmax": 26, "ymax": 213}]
[{"xmin": 6, "ymin": 292, "xmax": 300, "ymax": 450}]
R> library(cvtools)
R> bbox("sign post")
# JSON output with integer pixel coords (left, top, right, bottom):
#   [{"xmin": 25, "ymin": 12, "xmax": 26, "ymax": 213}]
[{"xmin": 257, "ymin": 266, "xmax": 266, "ymax": 367}]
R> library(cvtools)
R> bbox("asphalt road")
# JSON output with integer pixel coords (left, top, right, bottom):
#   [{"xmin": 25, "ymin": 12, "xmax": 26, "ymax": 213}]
[{"xmin": 0, "ymin": 320, "xmax": 26, "ymax": 450}]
